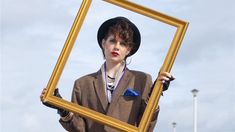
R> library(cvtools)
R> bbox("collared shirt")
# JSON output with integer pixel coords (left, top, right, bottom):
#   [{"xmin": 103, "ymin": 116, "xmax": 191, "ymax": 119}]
[{"xmin": 101, "ymin": 62, "xmax": 126, "ymax": 103}]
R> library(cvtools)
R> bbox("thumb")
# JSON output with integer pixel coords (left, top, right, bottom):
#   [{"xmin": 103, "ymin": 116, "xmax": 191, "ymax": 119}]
[{"xmin": 54, "ymin": 88, "xmax": 62, "ymax": 98}]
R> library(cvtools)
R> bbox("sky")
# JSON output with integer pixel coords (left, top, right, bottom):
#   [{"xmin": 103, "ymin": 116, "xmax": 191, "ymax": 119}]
[{"xmin": 1, "ymin": 0, "xmax": 235, "ymax": 132}]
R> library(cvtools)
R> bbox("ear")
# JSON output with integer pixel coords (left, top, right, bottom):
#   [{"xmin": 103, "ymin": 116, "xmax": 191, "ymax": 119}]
[
  {"xmin": 101, "ymin": 39, "xmax": 105, "ymax": 49},
  {"xmin": 126, "ymin": 47, "xmax": 131, "ymax": 56}
]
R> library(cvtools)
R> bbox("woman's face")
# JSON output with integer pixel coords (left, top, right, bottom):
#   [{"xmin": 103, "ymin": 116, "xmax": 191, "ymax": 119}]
[{"xmin": 102, "ymin": 34, "xmax": 131, "ymax": 64}]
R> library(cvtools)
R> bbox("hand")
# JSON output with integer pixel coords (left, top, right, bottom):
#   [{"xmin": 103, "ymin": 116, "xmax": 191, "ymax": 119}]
[
  {"xmin": 40, "ymin": 88, "xmax": 61, "ymax": 108},
  {"xmin": 40, "ymin": 88, "xmax": 69, "ymax": 117},
  {"xmin": 157, "ymin": 72, "xmax": 175, "ymax": 91}
]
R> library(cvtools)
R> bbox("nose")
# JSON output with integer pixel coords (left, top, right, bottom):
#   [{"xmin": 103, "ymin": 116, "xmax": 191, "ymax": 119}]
[{"xmin": 113, "ymin": 41, "xmax": 121, "ymax": 50}]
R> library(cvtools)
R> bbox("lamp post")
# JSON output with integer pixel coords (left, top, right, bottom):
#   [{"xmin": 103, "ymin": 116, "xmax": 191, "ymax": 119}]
[
  {"xmin": 191, "ymin": 89, "xmax": 199, "ymax": 132},
  {"xmin": 172, "ymin": 122, "xmax": 177, "ymax": 132}
]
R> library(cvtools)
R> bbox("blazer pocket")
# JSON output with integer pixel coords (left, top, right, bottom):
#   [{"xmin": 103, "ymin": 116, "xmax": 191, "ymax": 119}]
[
  {"xmin": 118, "ymin": 96, "xmax": 141, "ymax": 112},
  {"xmin": 121, "ymin": 96, "xmax": 137, "ymax": 101}
]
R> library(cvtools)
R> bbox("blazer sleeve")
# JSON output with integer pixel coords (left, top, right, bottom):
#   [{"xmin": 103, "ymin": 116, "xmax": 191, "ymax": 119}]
[
  {"xmin": 59, "ymin": 80, "xmax": 86, "ymax": 132},
  {"xmin": 138, "ymin": 73, "xmax": 160, "ymax": 132}
]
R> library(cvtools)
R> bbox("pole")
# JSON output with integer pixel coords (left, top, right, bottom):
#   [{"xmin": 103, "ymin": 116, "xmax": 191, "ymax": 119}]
[
  {"xmin": 191, "ymin": 89, "xmax": 199, "ymax": 132},
  {"xmin": 172, "ymin": 122, "xmax": 176, "ymax": 132}
]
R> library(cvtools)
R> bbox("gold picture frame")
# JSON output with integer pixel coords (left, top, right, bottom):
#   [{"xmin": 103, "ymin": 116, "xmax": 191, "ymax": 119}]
[{"xmin": 42, "ymin": 0, "xmax": 189, "ymax": 131}]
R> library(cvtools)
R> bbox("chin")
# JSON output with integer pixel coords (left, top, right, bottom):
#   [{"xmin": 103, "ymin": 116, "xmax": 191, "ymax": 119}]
[{"xmin": 109, "ymin": 59, "xmax": 122, "ymax": 63}]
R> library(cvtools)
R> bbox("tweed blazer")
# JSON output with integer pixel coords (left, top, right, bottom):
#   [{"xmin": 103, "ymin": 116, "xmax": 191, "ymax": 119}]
[{"xmin": 60, "ymin": 69, "xmax": 159, "ymax": 132}]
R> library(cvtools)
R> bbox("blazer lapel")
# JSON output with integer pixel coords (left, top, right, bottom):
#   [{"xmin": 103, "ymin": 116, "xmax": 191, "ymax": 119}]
[
  {"xmin": 106, "ymin": 69, "xmax": 133, "ymax": 115},
  {"xmin": 93, "ymin": 70, "xmax": 109, "ymax": 112}
]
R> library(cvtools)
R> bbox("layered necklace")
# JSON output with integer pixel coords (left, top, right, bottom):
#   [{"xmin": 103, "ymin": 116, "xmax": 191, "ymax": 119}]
[{"xmin": 104, "ymin": 62, "xmax": 126, "ymax": 103}]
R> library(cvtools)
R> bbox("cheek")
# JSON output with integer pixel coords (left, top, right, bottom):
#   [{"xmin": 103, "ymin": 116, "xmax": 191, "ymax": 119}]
[
  {"xmin": 104, "ymin": 45, "xmax": 111, "ymax": 52},
  {"xmin": 121, "ymin": 50, "xmax": 129, "ymax": 57},
  {"xmin": 103, "ymin": 45, "xmax": 112, "ymax": 56}
]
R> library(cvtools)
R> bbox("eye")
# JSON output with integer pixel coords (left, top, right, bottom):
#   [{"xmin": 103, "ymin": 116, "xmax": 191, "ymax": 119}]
[
  {"xmin": 109, "ymin": 39, "xmax": 116, "ymax": 43},
  {"xmin": 120, "ymin": 42, "xmax": 127, "ymax": 46}
]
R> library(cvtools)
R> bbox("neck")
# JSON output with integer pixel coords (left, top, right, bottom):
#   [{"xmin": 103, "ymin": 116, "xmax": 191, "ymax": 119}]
[{"xmin": 105, "ymin": 61, "xmax": 124, "ymax": 78}]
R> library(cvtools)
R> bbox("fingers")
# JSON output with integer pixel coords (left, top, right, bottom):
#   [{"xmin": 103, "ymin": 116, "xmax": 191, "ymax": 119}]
[
  {"xmin": 161, "ymin": 72, "xmax": 175, "ymax": 80},
  {"xmin": 40, "ymin": 88, "xmax": 62, "ymax": 102},
  {"xmin": 40, "ymin": 88, "xmax": 47, "ymax": 102},
  {"xmin": 158, "ymin": 76, "xmax": 168, "ymax": 83},
  {"xmin": 158, "ymin": 72, "xmax": 175, "ymax": 83}
]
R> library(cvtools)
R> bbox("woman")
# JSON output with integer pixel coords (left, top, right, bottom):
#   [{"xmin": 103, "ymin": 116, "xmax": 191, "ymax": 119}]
[{"xmin": 40, "ymin": 17, "xmax": 175, "ymax": 132}]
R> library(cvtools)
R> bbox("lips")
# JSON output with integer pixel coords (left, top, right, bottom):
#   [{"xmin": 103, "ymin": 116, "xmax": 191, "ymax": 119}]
[{"xmin": 111, "ymin": 51, "xmax": 119, "ymax": 57}]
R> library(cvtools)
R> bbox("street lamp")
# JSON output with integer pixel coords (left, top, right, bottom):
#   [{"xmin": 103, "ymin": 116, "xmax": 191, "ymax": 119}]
[
  {"xmin": 191, "ymin": 89, "xmax": 199, "ymax": 132},
  {"xmin": 172, "ymin": 122, "xmax": 177, "ymax": 132}
]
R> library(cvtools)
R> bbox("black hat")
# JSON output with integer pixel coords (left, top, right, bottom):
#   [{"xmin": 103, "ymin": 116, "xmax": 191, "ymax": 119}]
[{"xmin": 97, "ymin": 17, "xmax": 141, "ymax": 56}]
